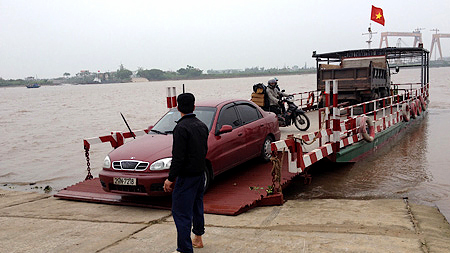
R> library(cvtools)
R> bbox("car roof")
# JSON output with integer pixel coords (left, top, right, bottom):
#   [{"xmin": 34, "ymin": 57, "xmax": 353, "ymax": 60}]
[{"xmin": 195, "ymin": 98, "xmax": 251, "ymax": 108}]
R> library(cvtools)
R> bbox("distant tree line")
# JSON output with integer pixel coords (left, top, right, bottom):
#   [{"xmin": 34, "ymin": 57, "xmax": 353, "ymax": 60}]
[
  {"xmin": 137, "ymin": 65, "xmax": 203, "ymax": 81},
  {"xmin": 0, "ymin": 64, "xmax": 316, "ymax": 87},
  {"xmin": 0, "ymin": 77, "xmax": 53, "ymax": 87},
  {"xmin": 63, "ymin": 64, "xmax": 134, "ymax": 84},
  {"xmin": 136, "ymin": 65, "xmax": 315, "ymax": 81}
]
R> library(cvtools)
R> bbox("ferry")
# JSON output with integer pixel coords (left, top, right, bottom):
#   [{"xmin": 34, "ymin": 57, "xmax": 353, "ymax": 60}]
[
  {"xmin": 26, "ymin": 83, "xmax": 40, "ymax": 88},
  {"xmin": 270, "ymin": 47, "xmax": 429, "ymax": 174},
  {"xmin": 56, "ymin": 46, "xmax": 430, "ymax": 215}
]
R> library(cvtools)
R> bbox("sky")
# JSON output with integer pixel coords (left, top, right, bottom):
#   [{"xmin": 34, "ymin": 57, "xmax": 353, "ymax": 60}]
[{"xmin": 1, "ymin": 0, "xmax": 449, "ymax": 79}]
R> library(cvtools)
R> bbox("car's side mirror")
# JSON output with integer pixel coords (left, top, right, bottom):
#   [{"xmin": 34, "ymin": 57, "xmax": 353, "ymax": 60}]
[
  {"xmin": 215, "ymin": 125, "xmax": 233, "ymax": 136},
  {"xmin": 146, "ymin": 125, "xmax": 154, "ymax": 133},
  {"xmin": 281, "ymin": 89, "xmax": 285, "ymax": 92}
]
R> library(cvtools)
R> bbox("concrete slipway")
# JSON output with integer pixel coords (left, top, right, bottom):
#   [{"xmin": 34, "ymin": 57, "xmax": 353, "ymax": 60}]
[{"xmin": 1, "ymin": 189, "xmax": 449, "ymax": 253}]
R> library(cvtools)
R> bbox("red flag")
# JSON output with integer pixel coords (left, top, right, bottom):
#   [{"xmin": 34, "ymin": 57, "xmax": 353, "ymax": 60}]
[{"xmin": 371, "ymin": 5, "xmax": 385, "ymax": 26}]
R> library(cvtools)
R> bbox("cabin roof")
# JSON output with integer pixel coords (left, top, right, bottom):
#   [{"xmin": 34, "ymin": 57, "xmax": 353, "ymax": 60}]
[{"xmin": 312, "ymin": 47, "xmax": 429, "ymax": 60}]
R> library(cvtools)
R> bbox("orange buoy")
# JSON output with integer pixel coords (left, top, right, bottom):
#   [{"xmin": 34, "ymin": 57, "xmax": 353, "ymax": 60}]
[{"xmin": 306, "ymin": 92, "xmax": 315, "ymax": 109}]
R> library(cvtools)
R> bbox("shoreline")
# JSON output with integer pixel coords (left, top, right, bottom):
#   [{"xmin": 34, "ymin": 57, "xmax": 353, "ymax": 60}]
[
  {"xmin": 0, "ymin": 70, "xmax": 316, "ymax": 88},
  {"xmin": 3, "ymin": 64, "xmax": 450, "ymax": 88},
  {"xmin": 1, "ymin": 188, "xmax": 449, "ymax": 252}
]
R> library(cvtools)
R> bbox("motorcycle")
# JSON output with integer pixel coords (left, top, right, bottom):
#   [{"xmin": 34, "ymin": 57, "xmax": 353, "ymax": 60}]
[{"xmin": 276, "ymin": 96, "xmax": 310, "ymax": 131}]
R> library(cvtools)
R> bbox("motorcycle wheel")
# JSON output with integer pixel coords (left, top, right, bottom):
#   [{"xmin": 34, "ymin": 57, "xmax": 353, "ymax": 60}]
[{"xmin": 294, "ymin": 112, "xmax": 310, "ymax": 131}]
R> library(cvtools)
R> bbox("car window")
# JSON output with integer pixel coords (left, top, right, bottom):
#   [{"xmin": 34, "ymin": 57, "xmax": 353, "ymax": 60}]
[
  {"xmin": 152, "ymin": 110, "xmax": 180, "ymax": 133},
  {"xmin": 195, "ymin": 107, "xmax": 217, "ymax": 130},
  {"xmin": 236, "ymin": 103, "xmax": 261, "ymax": 125},
  {"xmin": 217, "ymin": 105, "xmax": 241, "ymax": 129},
  {"xmin": 151, "ymin": 107, "xmax": 216, "ymax": 134}
]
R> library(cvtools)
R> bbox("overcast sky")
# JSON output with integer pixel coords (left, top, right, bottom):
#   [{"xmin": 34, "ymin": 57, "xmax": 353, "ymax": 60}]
[{"xmin": 1, "ymin": 0, "xmax": 449, "ymax": 79}]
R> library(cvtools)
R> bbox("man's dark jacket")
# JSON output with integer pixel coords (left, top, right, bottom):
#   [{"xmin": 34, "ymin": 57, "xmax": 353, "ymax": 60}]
[{"xmin": 168, "ymin": 114, "xmax": 209, "ymax": 182}]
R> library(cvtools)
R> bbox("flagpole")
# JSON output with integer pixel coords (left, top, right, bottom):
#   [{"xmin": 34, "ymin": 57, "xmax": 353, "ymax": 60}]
[{"xmin": 362, "ymin": 23, "xmax": 377, "ymax": 49}]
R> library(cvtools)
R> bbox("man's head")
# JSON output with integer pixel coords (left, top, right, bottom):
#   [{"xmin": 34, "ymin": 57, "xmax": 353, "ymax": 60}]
[
  {"xmin": 177, "ymin": 93, "xmax": 195, "ymax": 114},
  {"xmin": 268, "ymin": 78, "xmax": 277, "ymax": 88}
]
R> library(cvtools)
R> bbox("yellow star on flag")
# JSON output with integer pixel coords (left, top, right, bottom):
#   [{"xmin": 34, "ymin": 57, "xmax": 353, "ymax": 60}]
[{"xmin": 376, "ymin": 13, "xmax": 382, "ymax": 19}]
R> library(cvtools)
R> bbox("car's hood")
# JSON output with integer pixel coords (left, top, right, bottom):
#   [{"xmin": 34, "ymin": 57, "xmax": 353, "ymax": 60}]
[{"xmin": 108, "ymin": 134, "xmax": 173, "ymax": 163}]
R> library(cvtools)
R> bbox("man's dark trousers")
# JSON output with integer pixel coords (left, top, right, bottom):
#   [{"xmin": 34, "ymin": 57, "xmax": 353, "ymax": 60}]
[{"xmin": 172, "ymin": 174, "xmax": 205, "ymax": 253}]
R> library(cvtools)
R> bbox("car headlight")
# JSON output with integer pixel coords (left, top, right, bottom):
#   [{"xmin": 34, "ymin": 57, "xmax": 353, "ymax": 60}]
[
  {"xmin": 149, "ymin": 157, "xmax": 172, "ymax": 171},
  {"xmin": 103, "ymin": 156, "xmax": 111, "ymax": 169}
]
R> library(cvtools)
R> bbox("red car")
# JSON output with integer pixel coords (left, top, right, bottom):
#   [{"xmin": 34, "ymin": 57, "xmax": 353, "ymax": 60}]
[{"xmin": 99, "ymin": 99, "xmax": 281, "ymax": 196}]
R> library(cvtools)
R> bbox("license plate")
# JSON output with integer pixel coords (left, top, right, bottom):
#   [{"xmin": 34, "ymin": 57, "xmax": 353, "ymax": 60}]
[{"xmin": 113, "ymin": 177, "xmax": 136, "ymax": 186}]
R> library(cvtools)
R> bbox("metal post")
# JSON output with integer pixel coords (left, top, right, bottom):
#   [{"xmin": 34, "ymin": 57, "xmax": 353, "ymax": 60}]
[
  {"xmin": 325, "ymin": 80, "xmax": 331, "ymax": 134},
  {"xmin": 421, "ymin": 51, "xmax": 424, "ymax": 89},
  {"xmin": 171, "ymin": 87, "xmax": 177, "ymax": 107},
  {"xmin": 300, "ymin": 93, "xmax": 303, "ymax": 107},
  {"xmin": 332, "ymin": 80, "xmax": 340, "ymax": 153},
  {"xmin": 373, "ymin": 100, "xmax": 377, "ymax": 121},
  {"xmin": 166, "ymin": 87, "xmax": 172, "ymax": 108},
  {"xmin": 319, "ymin": 109, "xmax": 322, "ymax": 146}
]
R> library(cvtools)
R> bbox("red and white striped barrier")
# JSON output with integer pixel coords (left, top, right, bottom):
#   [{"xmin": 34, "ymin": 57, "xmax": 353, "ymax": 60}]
[
  {"xmin": 301, "ymin": 143, "xmax": 333, "ymax": 169},
  {"xmin": 271, "ymin": 138, "xmax": 302, "ymax": 173},
  {"xmin": 300, "ymin": 128, "xmax": 333, "ymax": 143},
  {"xmin": 83, "ymin": 129, "xmax": 150, "ymax": 150},
  {"xmin": 83, "ymin": 85, "xmax": 180, "ymax": 151},
  {"xmin": 340, "ymin": 134, "xmax": 361, "ymax": 149},
  {"xmin": 166, "ymin": 87, "xmax": 177, "ymax": 109},
  {"xmin": 271, "ymin": 138, "xmax": 334, "ymax": 173},
  {"xmin": 269, "ymin": 80, "xmax": 430, "ymax": 177}
]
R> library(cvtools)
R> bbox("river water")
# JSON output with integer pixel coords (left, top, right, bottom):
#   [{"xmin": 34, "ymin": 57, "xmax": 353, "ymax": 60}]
[{"xmin": 1, "ymin": 68, "xmax": 449, "ymax": 220}]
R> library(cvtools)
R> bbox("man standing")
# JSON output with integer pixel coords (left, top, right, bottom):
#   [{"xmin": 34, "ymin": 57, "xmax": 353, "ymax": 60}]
[{"xmin": 163, "ymin": 93, "xmax": 208, "ymax": 253}]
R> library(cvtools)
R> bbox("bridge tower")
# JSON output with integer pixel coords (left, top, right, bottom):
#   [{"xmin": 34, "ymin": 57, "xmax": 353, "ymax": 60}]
[
  {"xmin": 430, "ymin": 28, "xmax": 450, "ymax": 60},
  {"xmin": 379, "ymin": 29, "xmax": 423, "ymax": 48}
]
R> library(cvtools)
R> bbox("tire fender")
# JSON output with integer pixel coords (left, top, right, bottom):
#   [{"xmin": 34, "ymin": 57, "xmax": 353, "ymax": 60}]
[
  {"xmin": 402, "ymin": 103, "xmax": 410, "ymax": 122},
  {"xmin": 415, "ymin": 99, "xmax": 421, "ymax": 116},
  {"xmin": 410, "ymin": 100, "xmax": 417, "ymax": 119},
  {"xmin": 358, "ymin": 115, "xmax": 375, "ymax": 142},
  {"xmin": 419, "ymin": 96, "xmax": 427, "ymax": 111}
]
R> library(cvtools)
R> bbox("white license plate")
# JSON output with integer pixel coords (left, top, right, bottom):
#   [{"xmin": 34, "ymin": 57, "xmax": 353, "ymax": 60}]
[{"xmin": 113, "ymin": 177, "xmax": 136, "ymax": 186}]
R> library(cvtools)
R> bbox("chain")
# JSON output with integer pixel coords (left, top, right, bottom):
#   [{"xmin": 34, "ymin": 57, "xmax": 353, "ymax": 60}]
[
  {"xmin": 300, "ymin": 109, "xmax": 327, "ymax": 146},
  {"xmin": 84, "ymin": 146, "xmax": 93, "ymax": 180},
  {"xmin": 270, "ymin": 148, "xmax": 284, "ymax": 194}
]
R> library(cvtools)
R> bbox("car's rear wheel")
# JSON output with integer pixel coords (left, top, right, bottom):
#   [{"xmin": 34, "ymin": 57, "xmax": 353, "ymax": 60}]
[
  {"xmin": 260, "ymin": 135, "xmax": 274, "ymax": 162},
  {"xmin": 203, "ymin": 166, "xmax": 212, "ymax": 192}
]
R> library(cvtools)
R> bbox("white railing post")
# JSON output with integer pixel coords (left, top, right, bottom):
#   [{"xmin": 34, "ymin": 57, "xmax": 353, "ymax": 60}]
[{"xmin": 332, "ymin": 80, "xmax": 340, "ymax": 153}]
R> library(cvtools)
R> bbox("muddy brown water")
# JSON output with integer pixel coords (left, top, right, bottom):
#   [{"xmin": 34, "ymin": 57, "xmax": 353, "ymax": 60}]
[{"xmin": 1, "ymin": 67, "xmax": 449, "ymax": 220}]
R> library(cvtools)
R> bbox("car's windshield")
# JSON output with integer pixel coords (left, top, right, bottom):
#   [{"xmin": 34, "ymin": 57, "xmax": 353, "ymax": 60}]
[{"xmin": 150, "ymin": 106, "xmax": 216, "ymax": 134}]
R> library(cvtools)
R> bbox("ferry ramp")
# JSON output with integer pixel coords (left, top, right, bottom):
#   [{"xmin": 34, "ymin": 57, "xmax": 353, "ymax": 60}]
[{"xmin": 55, "ymin": 124, "xmax": 310, "ymax": 216}]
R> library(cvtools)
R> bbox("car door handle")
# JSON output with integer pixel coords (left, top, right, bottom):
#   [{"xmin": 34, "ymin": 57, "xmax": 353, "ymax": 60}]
[
  {"xmin": 238, "ymin": 132, "xmax": 243, "ymax": 136},
  {"xmin": 259, "ymin": 124, "xmax": 264, "ymax": 127}
]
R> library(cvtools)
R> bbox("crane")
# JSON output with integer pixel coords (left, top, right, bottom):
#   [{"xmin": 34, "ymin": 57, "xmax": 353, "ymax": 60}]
[
  {"xmin": 379, "ymin": 30, "xmax": 423, "ymax": 48},
  {"xmin": 430, "ymin": 29, "xmax": 450, "ymax": 60}
]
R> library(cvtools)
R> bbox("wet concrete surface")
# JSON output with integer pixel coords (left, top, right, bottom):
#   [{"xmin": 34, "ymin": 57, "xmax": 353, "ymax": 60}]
[{"xmin": 1, "ymin": 189, "xmax": 449, "ymax": 253}]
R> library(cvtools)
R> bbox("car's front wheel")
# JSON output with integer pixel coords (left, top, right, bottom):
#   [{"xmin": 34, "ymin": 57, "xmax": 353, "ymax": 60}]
[{"xmin": 260, "ymin": 135, "xmax": 274, "ymax": 162}]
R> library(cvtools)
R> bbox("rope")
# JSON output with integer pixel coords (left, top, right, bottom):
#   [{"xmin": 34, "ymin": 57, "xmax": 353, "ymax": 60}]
[
  {"xmin": 270, "ymin": 148, "xmax": 285, "ymax": 194},
  {"xmin": 300, "ymin": 109, "xmax": 327, "ymax": 146}
]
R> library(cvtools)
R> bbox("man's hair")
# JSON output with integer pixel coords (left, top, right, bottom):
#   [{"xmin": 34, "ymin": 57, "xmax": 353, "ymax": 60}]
[{"xmin": 177, "ymin": 93, "xmax": 195, "ymax": 114}]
